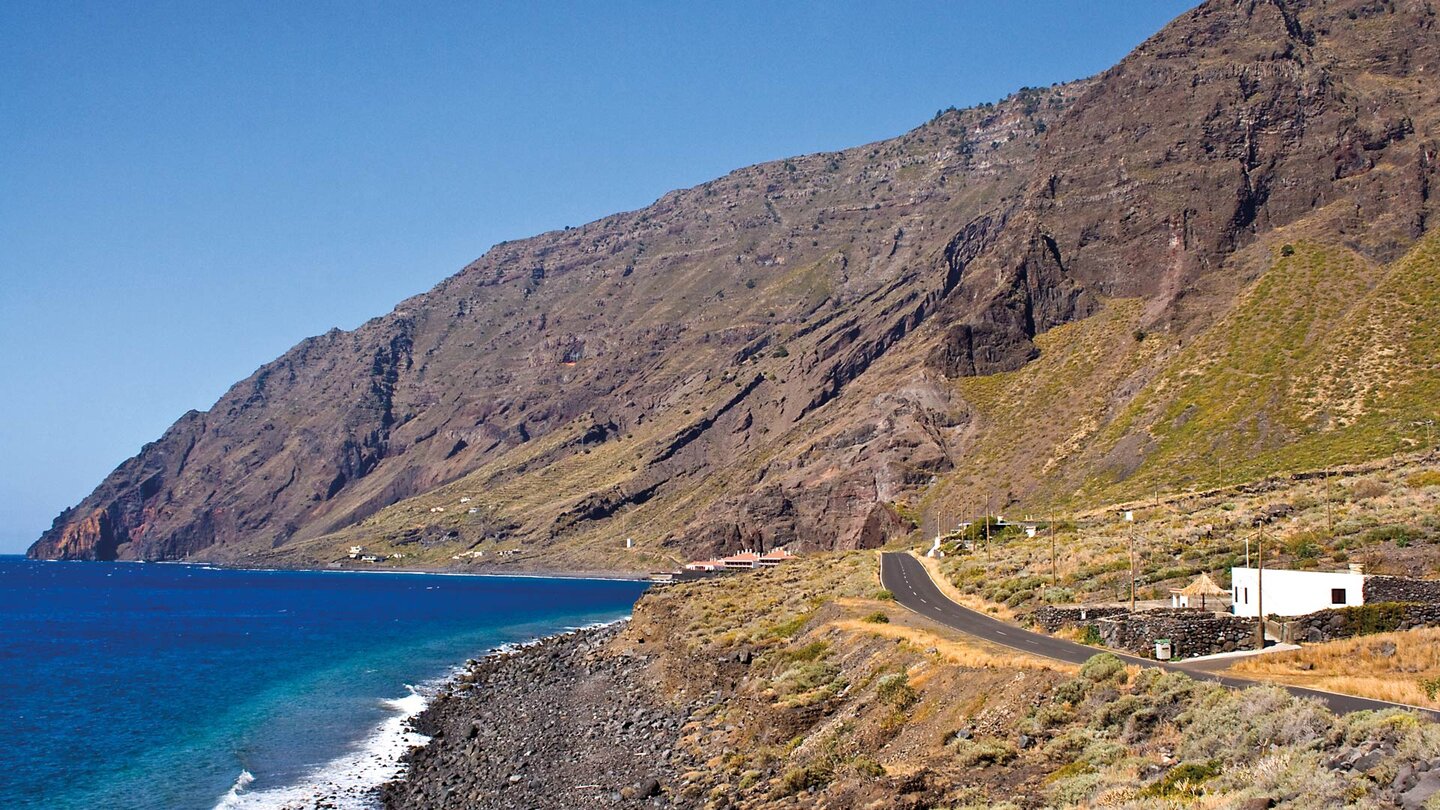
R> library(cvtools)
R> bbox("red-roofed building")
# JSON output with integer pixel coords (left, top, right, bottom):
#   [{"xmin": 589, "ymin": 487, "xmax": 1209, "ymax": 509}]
[
  {"xmin": 722, "ymin": 552, "xmax": 761, "ymax": 569},
  {"xmin": 758, "ymin": 549, "xmax": 795, "ymax": 567}
]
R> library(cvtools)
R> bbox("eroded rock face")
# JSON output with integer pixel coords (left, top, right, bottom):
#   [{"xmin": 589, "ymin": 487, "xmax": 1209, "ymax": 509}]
[{"xmin": 31, "ymin": 0, "xmax": 1440, "ymax": 566}]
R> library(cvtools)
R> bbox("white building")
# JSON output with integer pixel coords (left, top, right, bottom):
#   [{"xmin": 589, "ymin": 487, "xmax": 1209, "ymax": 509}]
[{"xmin": 1230, "ymin": 566, "xmax": 1366, "ymax": 618}]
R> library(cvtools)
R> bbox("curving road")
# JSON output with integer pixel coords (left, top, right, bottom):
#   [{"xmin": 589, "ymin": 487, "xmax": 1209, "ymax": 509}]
[{"xmin": 880, "ymin": 552, "xmax": 1437, "ymax": 718}]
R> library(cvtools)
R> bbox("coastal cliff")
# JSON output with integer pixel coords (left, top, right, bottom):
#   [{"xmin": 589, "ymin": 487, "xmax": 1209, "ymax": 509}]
[{"xmin": 33, "ymin": 0, "xmax": 1440, "ymax": 570}]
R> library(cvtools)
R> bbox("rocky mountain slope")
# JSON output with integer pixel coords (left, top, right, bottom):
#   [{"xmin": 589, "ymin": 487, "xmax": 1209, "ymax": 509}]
[{"xmin": 31, "ymin": 0, "xmax": 1440, "ymax": 569}]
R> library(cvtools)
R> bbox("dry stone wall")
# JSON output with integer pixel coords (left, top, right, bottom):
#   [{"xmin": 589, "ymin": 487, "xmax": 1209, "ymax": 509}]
[{"xmin": 1095, "ymin": 609, "xmax": 1257, "ymax": 659}]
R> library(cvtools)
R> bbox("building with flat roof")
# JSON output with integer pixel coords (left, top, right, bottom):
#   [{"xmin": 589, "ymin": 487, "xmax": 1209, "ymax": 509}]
[{"xmin": 1230, "ymin": 566, "xmax": 1366, "ymax": 618}]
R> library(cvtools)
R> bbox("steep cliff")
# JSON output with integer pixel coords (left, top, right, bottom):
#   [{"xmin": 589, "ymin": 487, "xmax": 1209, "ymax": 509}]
[{"xmin": 31, "ymin": 0, "xmax": 1440, "ymax": 568}]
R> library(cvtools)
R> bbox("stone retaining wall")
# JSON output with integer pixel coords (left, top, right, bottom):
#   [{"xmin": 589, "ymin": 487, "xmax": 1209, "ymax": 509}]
[
  {"xmin": 1277, "ymin": 602, "xmax": 1440, "ymax": 644},
  {"xmin": 1095, "ymin": 609, "xmax": 1257, "ymax": 659},
  {"xmin": 1363, "ymin": 576, "xmax": 1440, "ymax": 605},
  {"xmin": 1029, "ymin": 605, "xmax": 1129, "ymax": 633}
]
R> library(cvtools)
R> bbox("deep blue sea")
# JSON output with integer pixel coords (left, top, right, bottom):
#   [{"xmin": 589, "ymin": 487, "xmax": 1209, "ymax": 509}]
[{"xmin": 0, "ymin": 555, "xmax": 649, "ymax": 810}]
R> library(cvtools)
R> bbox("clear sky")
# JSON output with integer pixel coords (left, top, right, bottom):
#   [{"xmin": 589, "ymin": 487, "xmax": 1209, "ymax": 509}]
[{"xmin": 0, "ymin": 1, "xmax": 1196, "ymax": 553}]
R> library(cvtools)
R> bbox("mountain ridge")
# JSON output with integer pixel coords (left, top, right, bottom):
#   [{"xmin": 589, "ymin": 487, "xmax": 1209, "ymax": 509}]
[{"xmin": 31, "ymin": 0, "xmax": 1440, "ymax": 569}]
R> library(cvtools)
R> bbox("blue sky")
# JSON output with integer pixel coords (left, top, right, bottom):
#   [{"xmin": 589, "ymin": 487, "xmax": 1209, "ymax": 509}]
[{"xmin": 0, "ymin": 1, "xmax": 1196, "ymax": 553}]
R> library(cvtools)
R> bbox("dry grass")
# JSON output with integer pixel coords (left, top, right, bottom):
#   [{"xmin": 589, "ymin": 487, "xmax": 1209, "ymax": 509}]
[
  {"xmin": 829, "ymin": 612, "xmax": 1072, "ymax": 674},
  {"xmin": 914, "ymin": 552, "xmax": 1018, "ymax": 620},
  {"xmin": 1231, "ymin": 628, "xmax": 1440, "ymax": 709}
]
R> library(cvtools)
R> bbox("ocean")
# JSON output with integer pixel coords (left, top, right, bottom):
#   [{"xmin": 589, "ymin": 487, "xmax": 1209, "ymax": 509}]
[{"xmin": 0, "ymin": 555, "xmax": 650, "ymax": 809}]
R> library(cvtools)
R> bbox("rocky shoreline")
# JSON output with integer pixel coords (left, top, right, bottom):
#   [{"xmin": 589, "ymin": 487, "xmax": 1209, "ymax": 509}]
[{"xmin": 381, "ymin": 622, "xmax": 693, "ymax": 809}]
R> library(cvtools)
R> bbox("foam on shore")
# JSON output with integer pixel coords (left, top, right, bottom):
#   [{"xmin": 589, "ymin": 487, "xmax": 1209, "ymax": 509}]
[
  {"xmin": 209, "ymin": 618, "xmax": 629, "ymax": 810},
  {"xmin": 211, "ymin": 685, "xmax": 431, "ymax": 810}
]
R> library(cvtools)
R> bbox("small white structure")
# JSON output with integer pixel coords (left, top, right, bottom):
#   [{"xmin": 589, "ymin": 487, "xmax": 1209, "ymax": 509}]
[{"xmin": 1230, "ymin": 566, "xmax": 1366, "ymax": 618}]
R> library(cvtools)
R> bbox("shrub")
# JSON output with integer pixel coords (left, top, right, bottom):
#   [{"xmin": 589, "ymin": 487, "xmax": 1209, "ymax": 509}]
[
  {"xmin": 1364, "ymin": 525, "xmax": 1414, "ymax": 545},
  {"xmin": 1042, "ymin": 587, "xmax": 1076, "ymax": 603},
  {"xmin": 1340, "ymin": 603, "xmax": 1408, "ymax": 635},
  {"xmin": 953, "ymin": 739, "xmax": 1018, "ymax": 767},
  {"xmin": 1140, "ymin": 759, "xmax": 1222, "ymax": 798},
  {"xmin": 847, "ymin": 756, "xmax": 885, "ymax": 778},
  {"xmin": 1406, "ymin": 471, "xmax": 1440, "ymax": 489},
  {"xmin": 1421, "ymin": 676, "xmax": 1440, "ymax": 700},
  {"xmin": 767, "ymin": 613, "xmax": 813, "ymax": 639},
  {"xmin": 874, "ymin": 589, "xmax": 895, "ymax": 601},
  {"xmin": 1079, "ymin": 625, "xmax": 1103, "ymax": 646},
  {"xmin": 876, "ymin": 672, "xmax": 919, "ymax": 710},
  {"xmin": 1285, "ymin": 533, "xmax": 1323, "ymax": 559},
  {"xmin": 1350, "ymin": 478, "xmax": 1390, "ymax": 500},
  {"xmin": 1093, "ymin": 694, "xmax": 1145, "ymax": 731},
  {"xmin": 1281, "ymin": 243, "xmax": 1296, "ymax": 257},
  {"xmin": 1080, "ymin": 653, "xmax": 1127, "ymax": 684},
  {"xmin": 862, "ymin": 611, "xmax": 890, "ymax": 624},
  {"xmin": 777, "ymin": 763, "xmax": 832, "ymax": 795},
  {"xmin": 1054, "ymin": 678, "xmax": 1089, "ymax": 705}
]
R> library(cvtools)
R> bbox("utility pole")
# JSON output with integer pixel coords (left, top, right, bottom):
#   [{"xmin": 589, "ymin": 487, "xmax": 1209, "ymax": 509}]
[
  {"xmin": 1325, "ymin": 469, "xmax": 1333, "ymax": 535},
  {"xmin": 1050, "ymin": 512, "xmax": 1058, "ymax": 588},
  {"xmin": 1255, "ymin": 523, "xmax": 1266, "ymax": 650},
  {"xmin": 1126, "ymin": 509, "xmax": 1136, "ymax": 611},
  {"xmin": 984, "ymin": 493, "xmax": 992, "ymax": 561}
]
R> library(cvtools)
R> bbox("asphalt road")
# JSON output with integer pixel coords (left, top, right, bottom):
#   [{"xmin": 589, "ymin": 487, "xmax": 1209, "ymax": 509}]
[{"xmin": 880, "ymin": 551, "xmax": 1436, "ymax": 718}]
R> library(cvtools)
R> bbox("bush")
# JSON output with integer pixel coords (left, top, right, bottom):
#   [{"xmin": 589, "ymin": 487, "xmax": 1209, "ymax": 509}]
[
  {"xmin": 847, "ymin": 756, "xmax": 885, "ymax": 778},
  {"xmin": 1421, "ymin": 676, "xmax": 1440, "ymax": 700},
  {"xmin": 1080, "ymin": 653, "xmax": 1127, "ymax": 684},
  {"xmin": 1406, "ymin": 471, "xmax": 1440, "ymax": 489},
  {"xmin": 777, "ymin": 763, "xmax": 832, "ymax": 795},
  {"xmin": 874, "ymin": 589, "xmax": 894, "ymax": 601},
  {"xmin": 1054, "ymin": 678, "xmax": 1089, "ymax": 705},
  {"xmin": 953, "ymin": 739, "xmax": 1018, "ymax": 767},
  {"xmin": 1341, "ymin": 603, "xmax": 1408, "ymax": 635},
  {"xmin": 1364, "ymin": 525, "xmax": 1413, "ymax": 545},
  {"xmin": 767, "ymin": 612, "xmax": 813, "ymax": 639},
  {"xmin": 1350, "ymin": 478, "xmax": 1390, "ymax": 500},
  {"xmin": 862, "ymin": 611, "xmax": 890, "ymax": 624},
  {"xmin": 876, "ymin": 672, "xmax": 919, "ymax": 710},
  {"xmin": 1281, "ymin": 243, "xmax": 1296, "ymax": 257},
  {"xmin": 1079, "ymin": 625, "xmax": 1103, "ymax": 646},
  {"xmin": 1093, "ymin": 694, "xmax": 1145, "ymax": 731},
  {"xmin": 1140, "ymin": 759, "xmax": 1222, "ymax": 798}
]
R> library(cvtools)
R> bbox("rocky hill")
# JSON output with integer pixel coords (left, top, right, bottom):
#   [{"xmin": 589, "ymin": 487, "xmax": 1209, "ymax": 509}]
[{"xmin": 30, "ymin": 0, "xmax": 1440, "ymax": 569}]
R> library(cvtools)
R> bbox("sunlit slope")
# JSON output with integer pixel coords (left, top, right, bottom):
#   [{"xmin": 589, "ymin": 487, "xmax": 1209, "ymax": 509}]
[{"xmin": 926, "ymin": 232, "xmax": 1440, "ymax": 517}]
